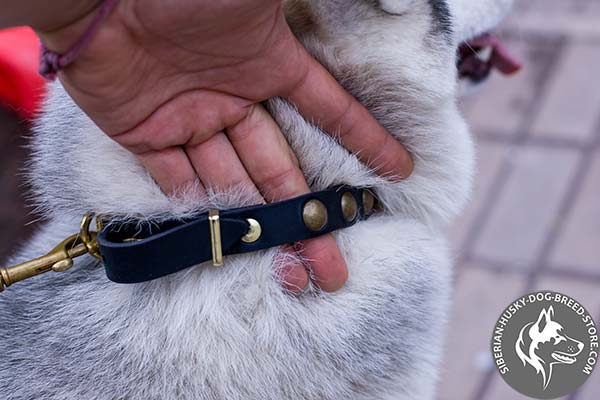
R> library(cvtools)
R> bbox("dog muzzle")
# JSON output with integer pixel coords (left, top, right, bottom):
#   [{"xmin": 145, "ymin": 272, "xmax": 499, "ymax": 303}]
[{"xmin": 0, "ymin": 186, "xmax": 380, "ymax": 291}]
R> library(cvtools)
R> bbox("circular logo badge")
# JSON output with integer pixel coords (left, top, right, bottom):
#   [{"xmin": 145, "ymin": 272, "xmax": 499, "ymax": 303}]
[{"xmin": 491, "ymin": 291, "xmax": 598, "ymax": 399}]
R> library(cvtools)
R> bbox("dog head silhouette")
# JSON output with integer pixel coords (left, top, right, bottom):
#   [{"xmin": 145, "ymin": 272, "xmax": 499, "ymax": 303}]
[{"xmin": 516, "ymin": 306, "xmax": 584, "ymax": 389}]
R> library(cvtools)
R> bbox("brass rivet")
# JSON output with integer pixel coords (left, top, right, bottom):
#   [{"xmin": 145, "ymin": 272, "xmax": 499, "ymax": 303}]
[
  {"xmin": 341, "ymin": 192, "xmax": 358, "ymax": 222},
  {"xmin": 363, "ymin": 190, "xmax": 376, "ymax": 215},
  {"xmin": 241, "ymin": 218, "xmax": 262, "ymax": 243},
  {"xmin": 303, "ymin": 199, "xmax": 328, "ymax": 232}
]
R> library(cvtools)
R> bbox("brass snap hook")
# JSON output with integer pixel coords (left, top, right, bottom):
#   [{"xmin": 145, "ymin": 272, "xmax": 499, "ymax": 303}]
[{"xmin": 0, "ymin": 212, "xmax": 101, "ymax": 293}]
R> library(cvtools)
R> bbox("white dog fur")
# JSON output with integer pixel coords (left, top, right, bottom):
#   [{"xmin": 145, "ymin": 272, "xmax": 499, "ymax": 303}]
[{"xmin": 1, "ymin": 1, "xmax": 513, "ymax": 399}]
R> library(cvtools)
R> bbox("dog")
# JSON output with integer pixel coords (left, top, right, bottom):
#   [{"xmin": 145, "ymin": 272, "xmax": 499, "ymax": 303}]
[
  {"xmin": 1, "ymin": 1, "xmax": 518, "ymax": 399},
  {"xmin": 516, "ymin": 306, "xmax": 584, "ymax": 390}
]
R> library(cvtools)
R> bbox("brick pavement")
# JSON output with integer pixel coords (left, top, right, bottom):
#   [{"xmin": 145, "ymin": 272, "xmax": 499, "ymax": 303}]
[
  {"xmin": 441, "ymin": 2, "xmax": 600, "ymax": 399},
  {"xmin": 0, "ymin": 1, "xmax": 598, "ymax": 398}
]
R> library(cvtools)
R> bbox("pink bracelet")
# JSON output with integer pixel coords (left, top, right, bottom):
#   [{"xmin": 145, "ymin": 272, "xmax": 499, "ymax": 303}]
[{"xmin": 39, "ymin": 0, "xmax": 118, "ymax": 80}]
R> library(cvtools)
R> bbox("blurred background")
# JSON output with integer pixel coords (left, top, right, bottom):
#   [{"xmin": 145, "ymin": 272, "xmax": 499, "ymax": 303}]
[
  {"xmin": 440, "ymin": 1, "xmax": 600, "ymax": 399},
  {"xmin": 0, "ymin": 1, "xmax": 598, "ymax": 399}
]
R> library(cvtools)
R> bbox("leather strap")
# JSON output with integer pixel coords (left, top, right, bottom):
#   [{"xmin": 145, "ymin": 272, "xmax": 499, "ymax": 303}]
[{"xmin": 97, "ymin": 186, "xmax": 377, "ymax": 284}]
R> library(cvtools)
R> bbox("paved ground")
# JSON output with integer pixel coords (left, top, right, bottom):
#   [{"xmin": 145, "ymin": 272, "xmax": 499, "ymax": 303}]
[
  {"xmin": 440, "ymin": 1, "xmax": 600, "ymax": 399},
  {"xmin": 0, "ymin": 1, "xmax": 598, "ymax": 398}
]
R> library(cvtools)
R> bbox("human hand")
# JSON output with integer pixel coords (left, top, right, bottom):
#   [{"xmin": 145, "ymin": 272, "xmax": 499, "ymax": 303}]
[{"xmin": 36, "ymin": 0, "xmax": 413, "ymax": 293}]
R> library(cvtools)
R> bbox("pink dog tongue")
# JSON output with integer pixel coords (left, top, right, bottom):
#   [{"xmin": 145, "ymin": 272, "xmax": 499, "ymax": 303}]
[{"xmin": 470, "ymin": 33, "xmax": 522, "ymax": 74}]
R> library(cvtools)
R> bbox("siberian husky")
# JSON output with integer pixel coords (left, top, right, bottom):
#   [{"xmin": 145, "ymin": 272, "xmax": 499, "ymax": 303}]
[{"xmin": 1, "ymin": 1, "xmax": 520, "ymax": 399}]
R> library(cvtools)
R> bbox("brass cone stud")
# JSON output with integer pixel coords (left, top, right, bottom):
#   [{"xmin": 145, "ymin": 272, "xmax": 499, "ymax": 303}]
[
  {"xmin": 363, "ymin": 190, "xmax": 376, "ymax": 215},
  {"xmin": 303, "ymin": 199, "xmax": 328, "ymax": 231},
  {"xmin": 341, "ymin": 192, "xmax": 358, "ymax": 222}
]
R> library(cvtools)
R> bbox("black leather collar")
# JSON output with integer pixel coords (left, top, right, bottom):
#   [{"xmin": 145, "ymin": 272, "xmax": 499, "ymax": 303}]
[{"xmin": 97, "ymin": 186, "xmax": 379, "ymax": 284}]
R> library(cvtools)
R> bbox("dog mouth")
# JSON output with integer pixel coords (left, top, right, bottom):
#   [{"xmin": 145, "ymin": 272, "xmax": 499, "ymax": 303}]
[
  {"xmin": 552, "ymin": 351, "xmax": 578, "ymax": 364},
  {"xmin": 457, "ymin": 33, "xmax": 522, "ymax": 83}
]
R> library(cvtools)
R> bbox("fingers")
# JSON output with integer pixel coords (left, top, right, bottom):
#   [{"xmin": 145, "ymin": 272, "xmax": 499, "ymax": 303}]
[
  {"xmin": 184, "ymin": 131, "xmax": 314, "ymax": 290},
  {"xmin": 136, "ymin": 147, "xmax": 199, "ymax": 194},
  {"xmin": 111, "ymin": 91, "xmax": 251, "ymax": 155},
  {"xmin": 184, "ymin": 131, "xmax": 260, "ymax": 199},
  {"xmin": 294, "ymin": 237, "xmax": 348, "ymax": 292},
  {"xmin": 117, "ymin": 90, "xmax": 349, "ymax": 292},
  {"xmin": 227, "ymin": 104, "xmax": 305, "ymax": 201},
  {"xmin": 283, "ymin": 43, "xmax": 414, "ymax": 180},
  {"xmin": 114, "ymin": 90, "xmax": 252, "ymax": 195},
  {"xmin": 141, "ymin": 113, "xmax": 311, "ymax": 293},
  {"xmin": 227, "ymin": 104, "xmax": 347, "ymax": 292}
]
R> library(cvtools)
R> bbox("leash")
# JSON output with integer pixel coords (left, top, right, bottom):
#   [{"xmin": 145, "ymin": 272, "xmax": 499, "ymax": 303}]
[{"xmin": 0, "ymin": 186, "xmax": 379, "ymax": 291}]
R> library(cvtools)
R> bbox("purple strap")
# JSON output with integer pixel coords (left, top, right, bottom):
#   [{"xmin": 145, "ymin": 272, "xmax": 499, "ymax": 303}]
[{"xmin": 39, "ymin": 0, "xmax": 118, "ymax": 80}]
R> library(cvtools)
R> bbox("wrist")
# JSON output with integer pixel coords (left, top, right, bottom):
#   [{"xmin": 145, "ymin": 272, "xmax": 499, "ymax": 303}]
[
  {"xmin": 37, "ymin": 0, "xmax": 121, "ymax": 80},
  {"xmin": 0, "ymin": 0, "xmax": 104, "ymax": 33},
  {"xmin": 36, "ymin": 0, "xmax": 105, "ymax": 53}
]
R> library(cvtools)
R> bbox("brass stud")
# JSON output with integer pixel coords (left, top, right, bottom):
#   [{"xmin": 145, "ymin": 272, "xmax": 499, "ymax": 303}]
[
  {"xmin": 362, "ymin": 190, "xmax": 376, "ymax": 215},
  {"xmin": 303, "ymin": 199, "xmax": 328, "ymax": 232},
  {"xmin": 241, "ymin": 218, "xmax": 262, "ymax": 243},
  {"xmin": 341, "ymin": 192, "xmax": 358, "ymax": 223}
]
